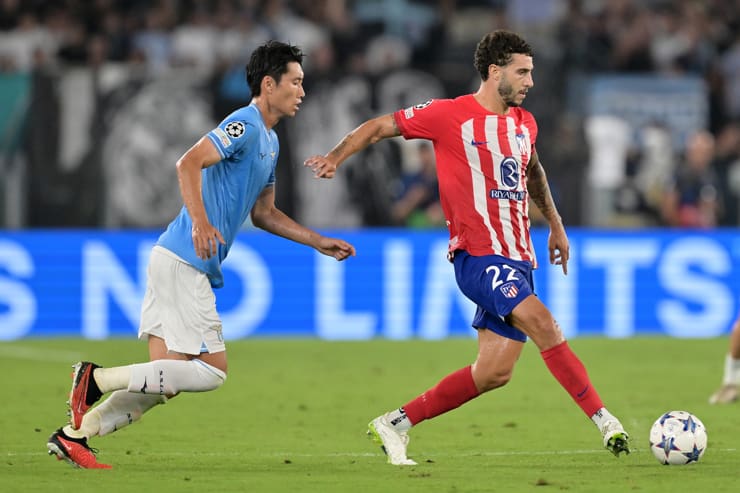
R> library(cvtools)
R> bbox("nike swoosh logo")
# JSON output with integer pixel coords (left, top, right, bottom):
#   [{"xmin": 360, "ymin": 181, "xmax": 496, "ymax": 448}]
[
  {"xmin": 470, "ymin": 139, "xmax": 488, "ymax": 146},
  {"xmin": 140, "ymin": 377, "xmax": 148, "ymax": 393},
  {"xmin": 577, "ymin": 385, "xmax": 589, "ymax": 398}
]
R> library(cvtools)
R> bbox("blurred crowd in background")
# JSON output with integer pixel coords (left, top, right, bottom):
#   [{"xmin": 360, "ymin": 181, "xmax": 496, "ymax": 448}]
[{"xmin": 0, "ymin": 0, "xmax": 739, "ymax": 230}]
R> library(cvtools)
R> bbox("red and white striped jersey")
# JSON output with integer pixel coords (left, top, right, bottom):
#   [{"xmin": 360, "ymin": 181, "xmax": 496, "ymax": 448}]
[{"xmin": 394, "ymin": 95, "xmax": 538, "ymax": 265}]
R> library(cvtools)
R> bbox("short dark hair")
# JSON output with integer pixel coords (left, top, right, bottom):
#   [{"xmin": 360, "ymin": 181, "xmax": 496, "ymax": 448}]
[
  {"xmin": 246, "ymin": 40, "xmax": 305, "ymax": 97},
  {"xmin": 474, "ymin": 30, "xmax": 533, "ymax": 81}
]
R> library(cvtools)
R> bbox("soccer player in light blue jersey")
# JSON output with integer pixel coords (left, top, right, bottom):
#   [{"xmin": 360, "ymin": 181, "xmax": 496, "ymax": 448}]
[{"xmin": 47, "ymin": 41, "xmax": 356, "ymax": 469}]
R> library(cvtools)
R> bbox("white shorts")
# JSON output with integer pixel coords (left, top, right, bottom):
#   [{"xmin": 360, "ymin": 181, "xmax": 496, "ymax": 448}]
[{"xmin": 138, "ymin": 246, "xmax": 226, "ymax": 355}]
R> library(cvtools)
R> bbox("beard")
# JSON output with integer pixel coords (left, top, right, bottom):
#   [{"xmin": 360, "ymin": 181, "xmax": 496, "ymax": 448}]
[{"xmin": 498, "ymin": 79, "xmax": 521, "ymax": 107}]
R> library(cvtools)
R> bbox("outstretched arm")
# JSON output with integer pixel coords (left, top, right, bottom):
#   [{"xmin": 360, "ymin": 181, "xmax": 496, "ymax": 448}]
[
  {"xmin": 304, "ymin": 114, "xmax": 400, "ymax": 178},
  {"xmin": 251, "ymin": 186, "xmax": 356, "ymax": 260},
  {"xmin": 527, "ymin": 150, "xmax": 569, "ymax": 274}
]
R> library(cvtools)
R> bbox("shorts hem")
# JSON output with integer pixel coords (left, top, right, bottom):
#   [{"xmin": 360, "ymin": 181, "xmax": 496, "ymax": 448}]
[{"xmin": 474, "ymin": 324, "xmax": 528, "ymax": 343}]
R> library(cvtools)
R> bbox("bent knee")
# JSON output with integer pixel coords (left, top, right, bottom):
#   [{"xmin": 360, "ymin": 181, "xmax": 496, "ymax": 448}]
[
  {"xmin": 521, "ymin": 318, "xmax": 564, "ymax": 350},
  {"xmin": 475, "ymin": 370, "xmax": 513, "ymax": 393},
  {"xmin": 199, "ymin": 361, "xmax": 227, "ymax": 390},
  {"xmin": 509, "ymin": 298, "xmax": 564, "ymax": 349}
]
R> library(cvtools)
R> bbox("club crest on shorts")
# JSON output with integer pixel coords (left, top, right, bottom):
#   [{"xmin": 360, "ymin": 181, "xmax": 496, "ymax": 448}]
[
  {"xmin": 500, "ymin": 282, "xmax": 519, "ymax": 298},
  {"xmin": 225, "ymin": 121, "xmax": 245, "ymax": 138}
]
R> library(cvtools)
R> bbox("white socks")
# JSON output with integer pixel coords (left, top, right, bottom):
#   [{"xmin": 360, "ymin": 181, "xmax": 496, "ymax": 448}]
[
  {"xmin": 64, "ymin": 360, "xmax": 225, "ymax": 441},
  {"xmin": 128, "ymin": 359, "xmax": 226, "ymax": 395},
  {"xmin": 65, "ymin": 391, "xmax": 166, "ymax": 439},
  {"xmin": 722, "ymin": 354, "xmax": 740, "ymax": 385},
  {"xmin": 385, "ymin": 408, "xmax": 412, "ymax": 433},
  {"xmin": 94, "ymin": 359, "xmax": 226, "ymax": 396},
  {"xmin": 590, "ymin": 407, "xmax": 617, "ymax": 429},
  {"xmin": 94, "ymin": 366, "xmax": 131, "ymax": 394}
]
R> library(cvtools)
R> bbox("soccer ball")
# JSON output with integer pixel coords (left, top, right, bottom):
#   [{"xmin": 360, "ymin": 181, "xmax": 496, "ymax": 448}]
[{"xmin": 649, "ymin": 411, "xmax": 707, "ymax": 465}]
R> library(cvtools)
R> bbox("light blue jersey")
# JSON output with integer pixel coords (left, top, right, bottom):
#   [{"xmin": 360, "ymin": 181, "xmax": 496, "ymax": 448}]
[{"xmin": 157, "ymin": 103, "xmax": 278, "ymax": 288}]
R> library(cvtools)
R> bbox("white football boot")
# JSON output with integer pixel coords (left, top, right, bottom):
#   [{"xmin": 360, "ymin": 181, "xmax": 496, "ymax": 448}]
[
  {"xmin": 367, "ymin": 414, "xmax": 417, "ymax": 465},
  {"xmin": 601, "ymin": 419, "xmax": 630, "ymax": 456},
  {"xmin": 708, "ymin": 383, "xmax": 738, "ymax": 404}
]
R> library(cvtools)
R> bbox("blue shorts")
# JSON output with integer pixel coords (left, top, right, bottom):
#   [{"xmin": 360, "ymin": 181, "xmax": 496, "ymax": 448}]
[{"xmin": 453, "ymin": 250, "xmax": 534, "ymax": 342}]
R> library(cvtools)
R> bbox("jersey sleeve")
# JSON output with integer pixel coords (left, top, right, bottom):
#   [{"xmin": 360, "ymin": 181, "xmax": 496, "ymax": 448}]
[
  {"xmin": 393, "ymin": 99, "xmax": 448, "ymax": 140},
  {"xmin": 206, "ymin": 118, "xmax": 257, "ymax": 160}
]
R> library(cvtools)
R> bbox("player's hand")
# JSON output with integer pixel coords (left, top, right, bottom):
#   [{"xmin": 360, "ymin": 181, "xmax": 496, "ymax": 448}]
[
  {"xmin": 548, "ymin": 224, "xmax": 569, "ymax": 275},
  {"xmin": 191, "ymin": 221, "xmax": 226, "ymax": 260},
  {"xmin": 315, "ymin": 237, "xmax": 356, "ymax": 261},
  {"xmin": 304, "ymin": 155, "xmax": 338, "ymax": 179}
]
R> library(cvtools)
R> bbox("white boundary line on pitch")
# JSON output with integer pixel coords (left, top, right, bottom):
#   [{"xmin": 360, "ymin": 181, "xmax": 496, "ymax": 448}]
[
  {"xmin": 8, "ymin": 448, "xmax": 737, "ymax": 458},
  {"xmin": 271, "ymin": 448, "xmax": 737, "ymax": 457},
  {"xmin": 0, "ymin": 344, "xmax": 82, "ymax": 363}
]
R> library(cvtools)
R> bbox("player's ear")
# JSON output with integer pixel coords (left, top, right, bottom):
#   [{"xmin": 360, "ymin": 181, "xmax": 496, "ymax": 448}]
[
  {"xmin": 489, "ymin": 64, "xmax": 499, "ymax": 80},
  {"xmin": 263, "ymin": 76, "xmax": 275, "ymax": 95}
]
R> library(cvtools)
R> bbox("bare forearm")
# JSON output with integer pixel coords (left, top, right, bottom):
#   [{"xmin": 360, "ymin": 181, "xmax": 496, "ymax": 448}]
[
  {"xmin": 253, "ymin": 208, "xmax": 321, "ymax": 248},
  {"xmin": 527, "ymin": 158, "xmax": 561, "ymax": 226},
  {"xmin": 326, "ymin": 115, "xmax": 398, "ymax": 165},
  {"xmin": 177, "ymin": 159, "xmax": 209, "ymax": 225}
]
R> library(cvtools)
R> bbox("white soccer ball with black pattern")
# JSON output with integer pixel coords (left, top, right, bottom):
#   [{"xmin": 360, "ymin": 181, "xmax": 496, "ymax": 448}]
[{"xmin": 649, "ymin": 410, "xmax": 707, "ymax": 465}]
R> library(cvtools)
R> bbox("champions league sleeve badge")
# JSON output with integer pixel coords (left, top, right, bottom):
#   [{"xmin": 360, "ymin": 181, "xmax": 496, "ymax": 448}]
[
  {"xmin": 414, "ymin": 100, "xmax": 433, "ymax": 109},
  {"xmin": 225, "ymin": 121, "xmax": 246, "ymax": 138},
  {"xmin": 404, "ymin": 100, "xmax": 433, "ymax": 119}
]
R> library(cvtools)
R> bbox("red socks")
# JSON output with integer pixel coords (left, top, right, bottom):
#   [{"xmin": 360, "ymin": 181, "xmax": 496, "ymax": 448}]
[
  {"xmin": 541, "ymin": 341, "xmax": 603, "ymax": 417},
  {"xmin": 401, "ymin": 342, "xmax": 602, "ymax": 426},
  {"xmin": 403, "ymin": 366, "xmax": 480, "ymax": 425}
]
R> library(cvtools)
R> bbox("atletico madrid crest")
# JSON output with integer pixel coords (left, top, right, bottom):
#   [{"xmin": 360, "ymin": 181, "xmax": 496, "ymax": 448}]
[
  {"xmin": 500, "ymin": 282, "xmax": 519, "ymax": 299},
  {"xmin": 515, "ymin": 133, "xmax": 528, "ymax": 156}
]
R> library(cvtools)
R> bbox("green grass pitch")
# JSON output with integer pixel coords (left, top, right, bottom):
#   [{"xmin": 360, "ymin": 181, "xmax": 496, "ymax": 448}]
[{"xmin": 1, "ymin": 337, "xmax": 738, "ymax": 493}]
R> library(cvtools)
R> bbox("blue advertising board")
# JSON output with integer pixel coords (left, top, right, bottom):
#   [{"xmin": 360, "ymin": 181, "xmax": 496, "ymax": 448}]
[{"xmin": 0, "ymin": 229, "xmax": 738, "ymax": 340}]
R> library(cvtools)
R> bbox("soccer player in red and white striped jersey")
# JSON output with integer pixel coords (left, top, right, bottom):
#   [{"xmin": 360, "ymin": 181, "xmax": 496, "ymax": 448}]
[{"xmin": 305, "ymin": 30, "xmax": 630, "ymax": 465}]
